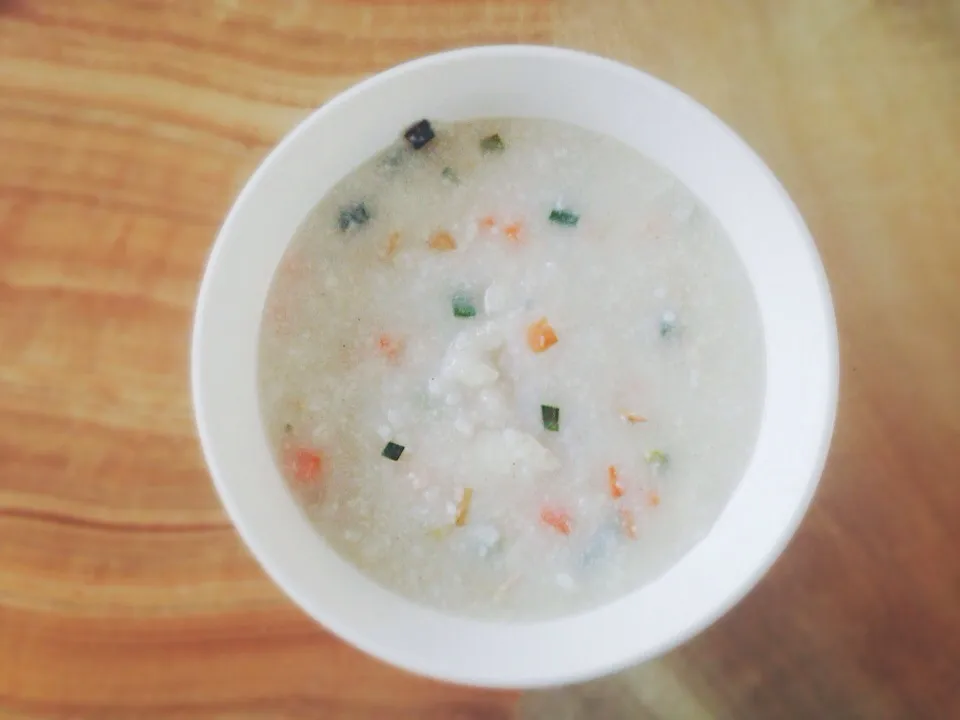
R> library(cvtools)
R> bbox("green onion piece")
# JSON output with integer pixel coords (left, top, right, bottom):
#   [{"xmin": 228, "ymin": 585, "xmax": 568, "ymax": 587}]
[
  {"xmin": 541, "ymin": 405, "xmax": 560, "ymax": 432},
  {"xmin": 403, "ymin": 119, "xmax": 435, "ymax": 149},
  {"xmin": 283, "ymin": 423, "xmax": 293, "ymax": 434},
  {"xmin": 338, "ymin": 202, "xmax": 370, "ymax": 231},
  {"xmin": 480, "ymin": 133, "xmax": 505, "ymax": 153},
  {"xmin": 644, "ymin": 449, "xmax": 669, "ymax": 466},
  {"xmin": 548, "ymin": 208, "xmax": 580, "ymax": 227},
  {"xmin": 441, "ymin": 166, "xmax": 460, "ymax": 184},
  {"xmin": 382, "ymin": 441, "xmax": 405, "ymax": 461},
  {"xmin": 660, "ymin": 311, "xmax": 678, "ymax": 337},
  {"xmin": 452, "ymin": 293, "xmax": 477, "ymax": 318}
]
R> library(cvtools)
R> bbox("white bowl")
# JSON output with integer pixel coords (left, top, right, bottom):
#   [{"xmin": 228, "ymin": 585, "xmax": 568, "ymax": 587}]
[{"xmin": 192, "ymin": 45, "xmax": 838, "ymax": 688}]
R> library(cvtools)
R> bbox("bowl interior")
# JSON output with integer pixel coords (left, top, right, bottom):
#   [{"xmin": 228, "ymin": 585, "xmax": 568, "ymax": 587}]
[{"xmin": 192, "ymin": 46, "xmax": 837, "ymax": 688}]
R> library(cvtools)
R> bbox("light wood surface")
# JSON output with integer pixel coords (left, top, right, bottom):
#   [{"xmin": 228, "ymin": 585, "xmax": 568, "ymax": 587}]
[{"xmin": 1, "ymin": 1, "xmax": 958, "ymax": 718}]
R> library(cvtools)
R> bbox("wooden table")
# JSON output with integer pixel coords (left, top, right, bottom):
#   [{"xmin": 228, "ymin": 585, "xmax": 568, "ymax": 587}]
[{"xmin": 1, "ymin": 1, "xmax": 958, "ymax": 717}]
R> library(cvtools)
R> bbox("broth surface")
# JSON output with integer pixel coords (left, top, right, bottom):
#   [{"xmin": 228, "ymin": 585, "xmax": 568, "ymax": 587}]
[{"xmin": 258, "ymin": 118, "xmax": 764, "ymax": 620}]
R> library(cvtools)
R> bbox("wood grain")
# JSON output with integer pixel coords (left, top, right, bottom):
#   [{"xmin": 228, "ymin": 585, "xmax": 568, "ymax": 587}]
[{"xmin": 1, "ymin": 1, "xmax": 958, "ymax": 718}]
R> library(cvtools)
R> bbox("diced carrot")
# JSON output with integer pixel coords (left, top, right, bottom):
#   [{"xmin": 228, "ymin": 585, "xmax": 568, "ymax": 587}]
[
  {"xmin": 285, "ymin": 447, "xmax": 323, "ymax": 483},
  {"xmin": 621, "ymin": 411, "xmax": 648, "ymax": 424},
  {"xmin": 478, "ymin": 215, "xmax": 497, "ymax": 230},
  {"xmin": 428, "ymin": 230, "xmax": 457, "ymax": 251},
  {"xmin": 377, "ymin": 333, "xmax": 404, "ymax": 362},
  {"xmin": 503, "ymin": 221, "xmax": 523, "ymax": 243},
  {"xmin": 647, "ymin": 490, "xmax": 661, "ymax": 507},
  {"xmin": 455, "ymin": 487, "xmax": 474, "ymax": 527},
  {"xmin": 380, "ymin": 231, "xmax": 401, "ymax": 261},
  {"xmin": 619, "ymin": 508, "xmax": 637, "ymax": 539},
  {"xmin": 540, "ymin": 508, "xmax": 572, "ymax": 535},
  {"xmin": 527, "ymin": 317, "xmax": 558, "ymax": 353},
  {"xmin": 608, "ymin": 465, "xmax": 624, "ymax": 498}
]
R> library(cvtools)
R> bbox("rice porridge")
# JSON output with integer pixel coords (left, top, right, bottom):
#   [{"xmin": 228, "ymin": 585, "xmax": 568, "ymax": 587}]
[{"xmin": 258, "ymin": 117, "xmax": 764, "ymax": 621}]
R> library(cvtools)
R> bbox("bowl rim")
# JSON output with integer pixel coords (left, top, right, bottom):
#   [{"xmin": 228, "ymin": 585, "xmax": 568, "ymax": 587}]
[{"xmin": 192, "ymin": 43, "xmax": 839, "ymax": 688}]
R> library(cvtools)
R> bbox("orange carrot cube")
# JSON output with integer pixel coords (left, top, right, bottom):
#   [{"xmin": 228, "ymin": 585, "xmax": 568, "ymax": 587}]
[
  {"xmin": 286, "ymin": 447, "xmax": 323, "ymax": 483},
  {"xmin": 503, "ymin": 221, "xmax": 523, "ymax": 243},
  {"xmin": 527, "ymin": 317, "xmax": 558, "ymax": 353},
  {"xmin": 380, "ymin": 231, "xmax": 401, "ymax": 261},
  {"xmin": 377, "ymin": 333, "xmax": 404, "ymax": 362},
  {"xmin": 608, "ymin": 465, "xmax": 624, "ymax": 498},
  {"xmin": 427, "ymin": 230, "xmax": 457, "ymax": 251},
  {"xmin": 541, "ymin": 508, "xmax": 572, "ymax": 535}
]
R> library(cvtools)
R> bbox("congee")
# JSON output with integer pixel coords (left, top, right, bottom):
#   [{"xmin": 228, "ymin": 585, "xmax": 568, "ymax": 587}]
[{"xmin": 258, "ymin": 117, "xmax": 764, "ymax": 620}]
